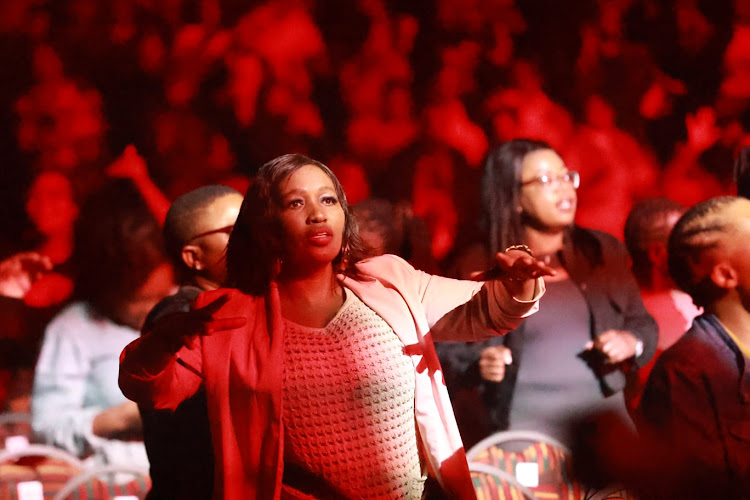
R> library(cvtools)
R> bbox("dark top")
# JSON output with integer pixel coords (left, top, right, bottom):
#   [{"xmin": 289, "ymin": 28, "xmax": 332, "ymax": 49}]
[
  {"xmin": 638, "ymin": 314, "xmax": 750, "ymax": 499},
  {"xmin": 507, "ymin": 277, "xmax": 630, "ymax": 445},
  {"xmin": 140, "ymin": 285, "xmax": 214, "ymax": 500},
  {"xmin": 437, "ymin": 226, "xmax": 658, "ymax": 447}
]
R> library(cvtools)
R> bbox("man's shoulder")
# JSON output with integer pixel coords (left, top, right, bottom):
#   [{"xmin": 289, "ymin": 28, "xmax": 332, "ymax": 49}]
[{"xmin": 657, "ymin": 316, "xmax": 728, "ymax": 371}]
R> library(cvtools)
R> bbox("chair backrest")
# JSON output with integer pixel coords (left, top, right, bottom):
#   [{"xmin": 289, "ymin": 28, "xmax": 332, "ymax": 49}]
[
  {"xmin": 469, "ymin": 462, "xmax": 538, "ymax": 500},
  {"xmin": 467, "ymin": 430, "xmax": 574, "ymax": 485},
  {"xmin": 467, "ymin": 430, "xmax": 638, "ymax": 500},
  {"xmin": 53, "ymin": 465, "xmax": 151, "ymax": 500},
  {"xmin": 0, "ymin": 444, "xmax": 83, "ymax": 500}
]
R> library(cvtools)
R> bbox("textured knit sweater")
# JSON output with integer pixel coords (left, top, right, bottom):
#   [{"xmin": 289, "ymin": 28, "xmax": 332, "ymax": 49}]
[{"xmin": 283, "ymin": 290, "xmax": 424, "ymax": 498}]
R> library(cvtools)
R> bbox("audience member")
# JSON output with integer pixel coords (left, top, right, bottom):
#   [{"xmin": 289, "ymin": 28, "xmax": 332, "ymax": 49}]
[
  {"xmin": 32, "ymin": 179, "xmax": 174, "ymax": 468},
  {"xmin": 120, "ymin": 153, "xmax": 551, "ymax": 499},
  {"xmin": 735, "ymin": 145, "xmax": 750, "ymax": 198},
  {"xmin": 353, "ymin": 197, "xmax": 437, "ymax": 273},
  {"xmin": 139, "ymin": 184, "xmax": 242, "ymax": 500},
  {"xmin": 622, "ymin": 197, "xmax": 701, "ymax": 411},
  {"xmin": 21, "ymin": 171, "xmax": 78, "ymax": 308},
  {"xmin": 438, "ymin": 139, "xmax": 657, "ymax": 448},
  {"xmin": 638, "ymin": 196, "xmax": 750, "ymax": 498}
]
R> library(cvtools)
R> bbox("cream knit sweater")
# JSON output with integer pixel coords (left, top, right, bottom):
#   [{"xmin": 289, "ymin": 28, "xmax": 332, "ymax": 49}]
[{"xmin": 283, "ymin": 290, "xmax": 425, "ymax": 499}]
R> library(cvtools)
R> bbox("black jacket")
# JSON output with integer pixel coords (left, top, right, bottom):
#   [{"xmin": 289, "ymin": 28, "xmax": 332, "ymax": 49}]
[
  {"xmin": 437, "ymin": 226, "xmax": 658, "ymax": 445},
  {"xmin": 140, "ymin": 285, "xmax": 215, "ymax": 500}
]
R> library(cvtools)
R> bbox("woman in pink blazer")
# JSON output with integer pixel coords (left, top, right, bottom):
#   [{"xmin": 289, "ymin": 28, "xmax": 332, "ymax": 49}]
[{"xmin": 120, "ymin": 153, "xmax": 552, "ymax": 500}]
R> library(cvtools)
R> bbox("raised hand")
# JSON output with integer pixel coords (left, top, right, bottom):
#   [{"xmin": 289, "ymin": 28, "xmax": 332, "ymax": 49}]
[
  {"xmin": 148, "ymin": 294, "xmax": 247, "ymax": 352},
  {"xmin": 685, "ymin": 106, "xmax": 721, "ymax": 154},
  {"xmin": 0, "ymin": 251, "xmax": 53, "ymax": 299},
  {"xmin": 106, "ymin": 144, "xmax": 150, "ymax": 181},
  {"xmin": 471, "ymin": 248, "xmax": 555, "ymax": 300}
]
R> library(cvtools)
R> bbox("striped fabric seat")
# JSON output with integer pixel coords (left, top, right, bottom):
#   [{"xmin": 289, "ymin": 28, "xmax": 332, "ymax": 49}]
[
  {"xmin": 53, "ymin": 465, "xmax": 151, "ymax": 500},
  {"xmin": 470, "ymin": 462, "xmax": 537, "ymax": 500},
  {"xmin": 467, "ymin": 431, "xmax": 638, "ymax": 500},
  {"xmin": 0, "ymin": 446, "xmax": 83, "ymax": 500}
]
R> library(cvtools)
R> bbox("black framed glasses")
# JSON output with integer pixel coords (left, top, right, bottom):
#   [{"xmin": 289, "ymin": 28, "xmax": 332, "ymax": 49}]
[
  {"xmin": 188, "ymin": 225, "xmax": 234, "ymax": 242},
  {"xmin": 520, "ymin": 171, "xmax": 580, "ymax": 190}
]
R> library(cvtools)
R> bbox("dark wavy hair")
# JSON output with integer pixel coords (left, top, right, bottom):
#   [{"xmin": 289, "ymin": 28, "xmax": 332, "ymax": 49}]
[
  {"xmin": 480, "ymin": 138, "xmax": 554, "ymax": 254},
  {"xmin": 226, "ymin": 153, "xmax": 366, "ymax": 295},
  {"xmin": 72, "ymin": 178, "xmax": 168, "ymax": 320}
]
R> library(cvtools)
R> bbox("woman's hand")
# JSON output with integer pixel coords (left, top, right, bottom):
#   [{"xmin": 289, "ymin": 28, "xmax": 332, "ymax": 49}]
[
  {"xmin": 479, "ymin": 345, "xmax": 513, "ymax": 382},
  {"xmin": 149, "ymin": 295, "xmax": 247, "ymax": 352},
  {"xmin": 472, "ymin": 249, "xmax": 556, "ymax": 300},
  {"xmin": 585, "ymin": 329, "xmax": 640, "ymax": 364}
]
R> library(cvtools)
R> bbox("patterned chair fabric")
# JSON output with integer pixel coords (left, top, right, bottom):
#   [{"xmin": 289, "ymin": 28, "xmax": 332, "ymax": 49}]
[
  {"xmin": 0, "ymin": 445, "xmax": 83, "ymax": 499},
  {"xmin": 467, "ymin": 430, "xmax": 637, "ymax": 500},
  {"xmin": 53, "ymin": 465, "xmax": 151, "ymax": 500},
  {"xmin": 470, "ymin": 462, "xmax": 538, "ymax": 500}
]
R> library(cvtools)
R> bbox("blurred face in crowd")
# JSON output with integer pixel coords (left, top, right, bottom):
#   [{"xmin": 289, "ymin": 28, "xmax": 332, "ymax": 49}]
[
  {"xmin": 111, "ymin": 262, "xmax": 175, "ymax": 330},
  {"xmin": 277, "ymin": 164, "xmax": 345, "ymax": 271},
  {"xmin": 26, "ymin": 171, "xmax": 78, "ymax": 236},
  {"xmin": 519, "ymin": 148, "xmax": 578, "ymax": 232}
]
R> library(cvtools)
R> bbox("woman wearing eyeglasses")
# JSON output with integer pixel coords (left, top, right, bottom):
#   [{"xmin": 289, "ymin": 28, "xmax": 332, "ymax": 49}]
[{"xmin": 438, "ymin": 138, "xmax": 658, "ymax": 448}]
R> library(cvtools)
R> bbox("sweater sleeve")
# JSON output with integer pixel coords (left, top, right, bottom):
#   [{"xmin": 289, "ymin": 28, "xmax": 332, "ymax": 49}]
[
  {"xmin": 604, "ymin": 237, "xmax": 659, "ymax": 367},
  {"xmin": 358, "ymin": 254, "xmax": 544, "ymax": 343}
]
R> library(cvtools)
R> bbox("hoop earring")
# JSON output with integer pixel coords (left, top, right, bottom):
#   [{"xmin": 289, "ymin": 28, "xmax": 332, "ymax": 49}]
[
  {"xmin": 339, "ymin": 244, "xmax": 350, "ymax": 271},
  {"xmin": 273, "ymin": 257, "xmax": 283, "ymax": 279}
]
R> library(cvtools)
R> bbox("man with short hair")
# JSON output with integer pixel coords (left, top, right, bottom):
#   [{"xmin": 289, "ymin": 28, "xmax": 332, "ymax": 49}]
[
  {"xmin": 639, "ymin": 195, "xmax": 750, "ymax": 498},
  {"xmin": 139, "ymin": 185, "xmax": 243, "ymax": 500},
  {"xmin": 622, "ymin": 198, "xmax": 701, "ymax": 410}
]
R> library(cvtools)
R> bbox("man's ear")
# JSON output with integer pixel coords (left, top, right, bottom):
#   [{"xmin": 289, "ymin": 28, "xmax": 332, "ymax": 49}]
[
  {"xmin": 710, "ymin": 261, "xmax": 739, "ymax": 290},
  {"xmin": 181, "ymin": 245, "xmax": 203, "ymax": 271}
]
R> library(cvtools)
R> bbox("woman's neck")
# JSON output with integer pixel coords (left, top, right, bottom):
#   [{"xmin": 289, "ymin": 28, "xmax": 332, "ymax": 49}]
[
  {"xmin": 277, "ymin": 263, "xmax": 345, "ymax": 328},
  {"xmin": 523, "ymin": 226, "xmax": 565, "ymax": 260},
  {"xmin": 523, "ymin": 226, "xmax": 569, "ymax": 281}
]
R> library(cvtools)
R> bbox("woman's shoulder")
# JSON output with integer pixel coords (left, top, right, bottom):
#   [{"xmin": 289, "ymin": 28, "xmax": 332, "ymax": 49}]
[
  {"xmin": 572, "ymin": 226, "xmax": 623, "ymax": 247},
  {"xmin": 569, "ymin": 226, "xmax": 628, "ymax": 264},
  {"xmin": 353, "ymin": 254, "xmax": 416, "ymax": 278}
]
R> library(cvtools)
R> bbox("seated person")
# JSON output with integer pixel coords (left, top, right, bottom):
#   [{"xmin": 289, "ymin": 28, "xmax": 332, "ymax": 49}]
[
  {"xmin": 639, "ymin": 195, "xmax": 750, "ymax": 498},
  {"xmin": 352, "ymin": 197, "xmax": 437, "ymax": 273},
  {"xmin": 140, "ymin": 185, "xmax": 242, "ymax": 500},
  {"xmin": 31, "ymin": 179, "xmax": 174, "ymax": 468}
]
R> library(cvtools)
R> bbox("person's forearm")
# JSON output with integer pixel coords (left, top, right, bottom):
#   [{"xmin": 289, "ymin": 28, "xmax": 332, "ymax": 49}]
[{"xmin": 92, "ymin": 402, "xmax": 143, "ymax": 439}]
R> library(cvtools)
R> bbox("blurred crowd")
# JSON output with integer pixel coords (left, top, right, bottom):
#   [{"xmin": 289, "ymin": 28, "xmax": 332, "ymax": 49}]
[
  {"xmin": 0, "ymin": 3, "xmax": 749, "ymax": 497},
  {"xmin": 1, "ymin": 0, "xmax": 748, "ymax": 263}
]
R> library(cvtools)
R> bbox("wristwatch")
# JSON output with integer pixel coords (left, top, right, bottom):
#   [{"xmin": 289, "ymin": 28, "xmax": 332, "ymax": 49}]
[{"xmin": 634, "ymin": 339, "xmax": 644, "ymax": 358}]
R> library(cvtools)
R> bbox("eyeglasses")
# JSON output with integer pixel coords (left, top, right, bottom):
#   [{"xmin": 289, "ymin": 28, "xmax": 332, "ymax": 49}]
[
  {"xmin": 188, "ymin": 225, "xmax": 234, "ymax": 242},
  {"xmin": 520, "ymin": 171, "xmax": 580, "ymax": 190}
]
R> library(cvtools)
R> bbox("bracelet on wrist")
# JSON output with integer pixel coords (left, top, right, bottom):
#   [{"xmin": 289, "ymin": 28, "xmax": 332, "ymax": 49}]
[{"xmin": 504, "ymin": 244, "xmax": 534, "ymax": 257}]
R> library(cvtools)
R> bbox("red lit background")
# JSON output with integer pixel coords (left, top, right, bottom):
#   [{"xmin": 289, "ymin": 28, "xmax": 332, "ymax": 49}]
[{"xmin": 0, "ymin": 0, "xmax": 746, "ymax": 263}]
